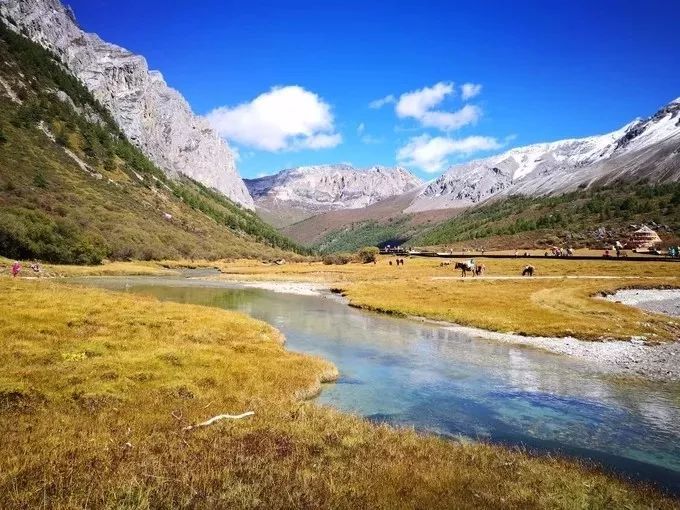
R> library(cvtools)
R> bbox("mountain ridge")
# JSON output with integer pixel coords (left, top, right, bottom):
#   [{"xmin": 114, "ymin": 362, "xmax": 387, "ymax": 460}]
[
  {"xmin": 0, "ymin": 0, "xmax": 254, "ymax": 208},
  {"xmin": 281, "ymin": 99, "xmax": 680, "ymax": 252},
  {"xmin": 245, "ymin": 164, "xmax": 423, "ymax": 227},
  {"xmin": 407, "ymin": 98, "xmax": 680, "ymax": 212},
  {"xmin": 0, "ymin": 19, "xmax": 306, "ymax": 263}
]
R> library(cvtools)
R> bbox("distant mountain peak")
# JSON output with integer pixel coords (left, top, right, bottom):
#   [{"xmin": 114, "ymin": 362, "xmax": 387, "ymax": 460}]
[
  {"xmin": 406, "ymin": 98, "xmax": 680, "ymax": 212},
  {"xmin": 246, "ymin": 164, "xmax": 423, "ymax": 218}
]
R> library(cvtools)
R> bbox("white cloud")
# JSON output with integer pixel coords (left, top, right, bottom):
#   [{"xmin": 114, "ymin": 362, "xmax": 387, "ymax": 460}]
[
  {"xmin": 298, "ymin": 133, "xmax": 342, "ymax": 149},
  {"xmin": 396, "ymin": 134, "xmax": 502, "ymax": 173},
  {"xmin": 357, "ymin": 122, "xmax": 365, "ymax": 135},
  {"xmin": 206, "ymin": 85, "xmax": 341, "ymax": 152},
  {"xmin": 420, "ymin": 104, "xmax": 482, "ymax": 131},
  {"xmin": 396, "ymin": 82, "xmax": 453, "ymax": 118},
  {"xmin": 395, "ymin": 81, "xmax": 481, "ymax": 131},
  {"xmin": 369, "ymin": 94, "xmax": 396, "ymax": 109},
  {"xmin": 461, "ymin": 83, "xmax": 482, "ymax": 100}
]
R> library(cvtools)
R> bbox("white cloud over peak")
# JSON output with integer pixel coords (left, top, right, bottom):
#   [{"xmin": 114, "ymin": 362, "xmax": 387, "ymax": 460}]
[
  {"xmin": 369, "ymin": 94, "xmax": 396, "ymax": 109},
  {"xmin": 395, "ymin": 82, "xmax": 453, "ymax": 118},
  {"xmin": 461, "ymin": 83, "xmax": 482, "ymax": 100},
  {"xmin": 300, "ymin": 133, "xmax": 343, "ymax": 149},
  {"xmin": 419, "ymin": 104, "xmax": 482, "ymax": 131},
  {"xmin": 206, "ymin": 86, "xmax": 341, "ymax": 152},
  {"xmin": 395, "ymin": 81, "xmax": 481, "ymax": 131},
  {"xmin": 397, "ymin": 134, "xmax": 501, "ymax": 173}
]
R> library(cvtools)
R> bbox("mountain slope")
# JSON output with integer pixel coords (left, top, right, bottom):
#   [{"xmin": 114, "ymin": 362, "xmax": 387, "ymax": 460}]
[
  {"xmin": 410, "ymin": 183, "xmax": 680, "ymax": 250},
  {"xmin": 294, "ymin": 99, "xmax": 680, "ymax": 252},
  {"xmin": 407, "ymin": 99, "xmax": 680, "ymax": 212},
  {"xmin": 0, "ymin": 22, "xmax": 306, "ymax": 263},
  {"xmin": 1, "ymin": 0, "xmax": 254, "ymax": 208},
  {"xmin": 245, "ymin": 164, "xmax": 422, "ymax": 227},
  {"xmin": 282, "ymin": 188, "xmax": 459, "ymax": 248}
]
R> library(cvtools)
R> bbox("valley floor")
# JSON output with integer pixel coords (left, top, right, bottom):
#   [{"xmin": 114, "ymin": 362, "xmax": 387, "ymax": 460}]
[
  {"xmin": 1, "ymin": 275, "xmax": 679, "ymax": 508},
  {"xmin": 208, "ymin": 255, "xmax": 680, "ymax": 339}
]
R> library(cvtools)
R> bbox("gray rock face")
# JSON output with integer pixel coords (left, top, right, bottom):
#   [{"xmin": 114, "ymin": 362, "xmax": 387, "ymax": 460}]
[
  {"xmin": 407, "ymin": 99, "xmax": 680, "ymax": 212},
  {"xmin": 1, "ymin": 0, "xmax": 254, "ymax": 208},
  {"xmin": 246, "ymin": 164, "xmax": 423, "ymax": 215}
]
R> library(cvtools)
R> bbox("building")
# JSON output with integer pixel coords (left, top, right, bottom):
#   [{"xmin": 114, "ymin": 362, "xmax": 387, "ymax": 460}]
[{"xmin": 626, "ymin": 226, "xmax": 662, "ymax": 249}]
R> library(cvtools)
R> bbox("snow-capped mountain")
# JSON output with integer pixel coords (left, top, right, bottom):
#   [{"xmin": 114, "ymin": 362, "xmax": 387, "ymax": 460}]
[
  {"xmin": 1, "ymin": 0, "xmax": 254, "ymax": 208},
  {"xmin": 407, "ymin": 98, "xmax": 680, "ymax": 212},
  {"xmin": 246, "ymin": 165, "xmax": 423, "ymax": 225}
]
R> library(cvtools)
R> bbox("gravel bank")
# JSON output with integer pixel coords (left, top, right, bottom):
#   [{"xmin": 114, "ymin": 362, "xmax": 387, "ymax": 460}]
[
  {"xmin": 435, "ymin": 323, "xmax": 680, "ymax": 383},
  {"xmin": 605, "ymin": 288, "xmax": 680, "ymax": 318}
]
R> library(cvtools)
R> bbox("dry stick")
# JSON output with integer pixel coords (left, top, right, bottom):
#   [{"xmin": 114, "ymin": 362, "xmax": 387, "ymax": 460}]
[{"xmin": 182, "ymin": 411, "xmax": 255, "ymax": 432}]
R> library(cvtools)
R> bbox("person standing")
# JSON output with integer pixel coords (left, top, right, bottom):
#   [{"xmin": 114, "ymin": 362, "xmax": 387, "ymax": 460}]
[{"xmin": 11, "ymin": 260, "xmax": 21, "ymax": 278}]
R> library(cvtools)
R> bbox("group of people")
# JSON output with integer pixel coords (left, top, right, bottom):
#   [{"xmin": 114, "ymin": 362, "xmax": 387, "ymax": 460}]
[
  {"xmin": 604, "ymin": 241, "xmax": 626, "ymax": 258},
  {"xmin": 545, "ymin": 247, "xmax": 573, "ymax": 257},
  {"xmin": 7, "ymin": 260, "xmax": 41, "ymax": 277},
  {"xmin": 390, "ymin": 258, "xmax": 406, "ymax": 266}
]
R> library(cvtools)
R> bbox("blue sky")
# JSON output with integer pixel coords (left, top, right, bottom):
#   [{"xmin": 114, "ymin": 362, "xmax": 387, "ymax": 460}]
[{"xmin": 69, "ymin": 0, "xmax": 680, "ymax": 179}]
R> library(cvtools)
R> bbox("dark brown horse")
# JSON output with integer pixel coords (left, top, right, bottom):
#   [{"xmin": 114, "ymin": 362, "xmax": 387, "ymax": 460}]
[{"xmin": 522, "ymin": 265, "xmax": 535, "ymax": 276}]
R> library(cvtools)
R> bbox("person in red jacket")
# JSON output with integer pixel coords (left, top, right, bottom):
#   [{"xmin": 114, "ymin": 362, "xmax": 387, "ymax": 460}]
[{"xmin": 11, "ymin": 260, "xmax": 21, "ymax": 278}]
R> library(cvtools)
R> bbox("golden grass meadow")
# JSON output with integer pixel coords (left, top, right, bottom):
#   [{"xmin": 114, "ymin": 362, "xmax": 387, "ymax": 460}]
[
  {"xmin": 213, "ymin": 254, "xmax": 680, "ymax": 341},
  {"xmin": 1, "ymin": 255, "xmax": 680, "ymax": 508}
]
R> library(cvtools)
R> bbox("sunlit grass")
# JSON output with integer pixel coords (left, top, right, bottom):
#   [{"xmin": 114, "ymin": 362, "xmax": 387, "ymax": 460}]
[
  {"xmin": 213, "ymin": 256, "xmax": 680, "ymax": 340},
  {"xmin": 1, "ymin": 278, "xmax": 676, "ymax": 508}
]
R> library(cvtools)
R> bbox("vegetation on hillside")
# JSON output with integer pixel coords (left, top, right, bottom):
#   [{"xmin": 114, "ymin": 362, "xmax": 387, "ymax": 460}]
[
  {"xmin": 412, "ymin": 184, "xmax": 680, "ymax": 249},
  {"xmin": 0, "ymin": 22, "xmax": 309, "ymax": 263},
  {"xmin": 312, "ymin": 183, "xmax": 680, "ymax": 253},
  {"xmin": 1, "ymin": 278, "xmax": 675, "ymax": 508},
  {"xmin": 316, "ymin": 216, "xmax": 415, "ymax": 253}
]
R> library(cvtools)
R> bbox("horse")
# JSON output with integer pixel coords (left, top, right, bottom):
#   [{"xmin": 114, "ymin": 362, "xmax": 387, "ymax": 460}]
[
  {"xmin": 522, "ymin": 265, "xmax": 535, "ymax": 277},
  {"xmin": 475, "ymin": 263, "xmax": 486, "ymax": 276},
  {"xmin": 455, "ymin": 261, "xmax": 475, "ymax": 277}
]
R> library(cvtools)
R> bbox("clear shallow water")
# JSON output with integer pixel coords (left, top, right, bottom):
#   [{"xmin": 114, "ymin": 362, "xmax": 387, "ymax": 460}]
[{"xmin": 73, "ymin": 276, "xmax": 680, "ymax": 494}]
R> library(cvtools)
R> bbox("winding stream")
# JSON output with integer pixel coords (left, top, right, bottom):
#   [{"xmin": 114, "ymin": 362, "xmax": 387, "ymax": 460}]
[{"xmin": 72, "ymin": 276, "xmax": 680, "ymax": 493}]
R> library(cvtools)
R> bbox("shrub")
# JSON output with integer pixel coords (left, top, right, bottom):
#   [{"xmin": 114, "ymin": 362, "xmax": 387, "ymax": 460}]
[
  {"xmin": 356, "ymin": 246, "xmax": 379, "ymax": 264},
  {"xmin": 32, "ymin": 172, "xmax": 47, "ymax": 188},
  {"xmin": 322, "ymin": 252, "xmax": 353, "ymax": 265}
]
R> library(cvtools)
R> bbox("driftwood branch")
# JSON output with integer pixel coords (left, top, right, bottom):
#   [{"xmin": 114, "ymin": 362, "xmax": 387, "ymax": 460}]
[{"xmin": 182, "ymin": 411, "xmax": 254, "ymax": 432}]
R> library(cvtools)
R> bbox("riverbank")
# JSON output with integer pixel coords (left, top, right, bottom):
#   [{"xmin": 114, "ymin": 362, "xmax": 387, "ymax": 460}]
[
  {"xmin": 198, "ymin": 257, "xmax": 680, "ymax": 382},
  {"xmin": 606, "ymin": 288, "xmax": 680, "ymax": 318},
  {"xmin": 210, "ymin": 277, "xmax": 680, "ymax": 383},
  {"xmin": 427, "ymin": 321, "xmax": 680, "ymax": 383},
  {"xmin": 205, "ymin": 258, "xmax": 680, "ymax": 338},
  {"xmin": 7, "ymin": 255, "xmax": 680, "ymax": 381},
  {"xmin": 1, "ymin": 278, "xmax": 677, "ymax": 508}
]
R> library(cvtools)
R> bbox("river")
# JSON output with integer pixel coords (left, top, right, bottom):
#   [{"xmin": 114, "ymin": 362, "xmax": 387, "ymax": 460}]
[{"xmin": 71, "ymin": 276, "xmax": 680, "ymax": 494}]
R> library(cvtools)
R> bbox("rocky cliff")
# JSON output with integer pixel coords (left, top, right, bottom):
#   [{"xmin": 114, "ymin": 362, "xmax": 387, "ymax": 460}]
[
  {"xmin": 245, "ymin": 164, "xmax": 423, "ymax": 226},
  {"xmin": 0, "ymin": 0, "xmax": 254, "ymax": 208}
]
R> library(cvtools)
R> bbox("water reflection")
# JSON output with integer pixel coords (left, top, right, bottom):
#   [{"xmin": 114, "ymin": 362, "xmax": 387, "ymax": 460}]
[{"xmin": 72, "ymin": 277, "xmax": 680, "ymax": 493}]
